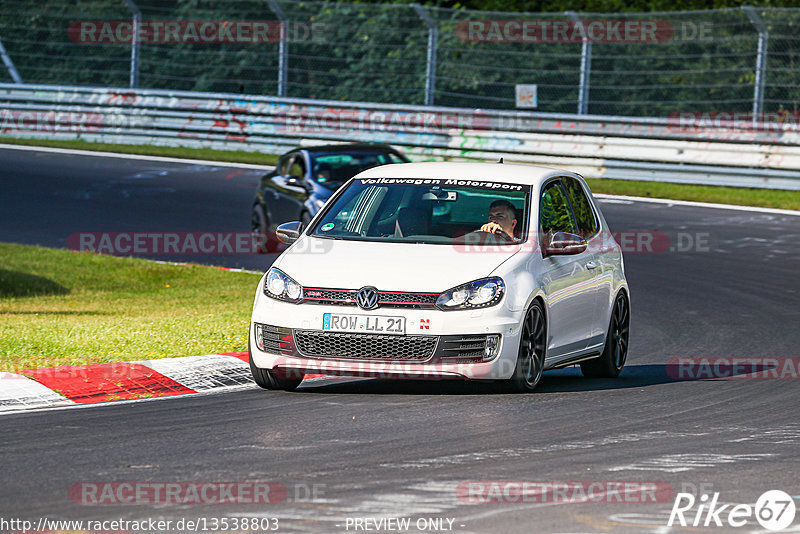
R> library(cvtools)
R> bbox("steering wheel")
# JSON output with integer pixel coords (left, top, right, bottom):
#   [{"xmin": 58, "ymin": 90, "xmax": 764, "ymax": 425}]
[
  {"xmin": 458, "ymin": 229, "xmax": 515, "ymax": 245},
  {"xmin": 476, "ymin": 228, "xmax": 515, "ymax": 242}
]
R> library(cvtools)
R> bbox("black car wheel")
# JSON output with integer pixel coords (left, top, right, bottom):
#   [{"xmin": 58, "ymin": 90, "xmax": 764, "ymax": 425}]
[
  {"xmin": 509, "ymin": 301, "xmax": 547, "ymax": 392},
  {"xmin": 581, "ymin": 292, "xmax": 630, "ymax": 378},
  {"xmin": 248, "ymin": 339, "xmax": 304, "ymax": 391},
  {"xmin": 251, "ymin": 203, "xmax": 269, "ymax": 254}
]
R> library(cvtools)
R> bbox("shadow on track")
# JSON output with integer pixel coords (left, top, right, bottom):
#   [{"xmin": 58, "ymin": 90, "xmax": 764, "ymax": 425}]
[{"xmin": 295, "ymin": 364, "xmax": 691, "ymax": 395}]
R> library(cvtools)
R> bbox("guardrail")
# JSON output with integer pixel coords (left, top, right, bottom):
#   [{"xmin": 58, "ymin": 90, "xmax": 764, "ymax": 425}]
[{"xmin": 2, "ymin": 83, "xmax": 799, "ymax": 190}]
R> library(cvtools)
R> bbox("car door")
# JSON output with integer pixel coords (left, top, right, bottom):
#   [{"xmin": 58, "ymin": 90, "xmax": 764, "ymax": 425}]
[
  {"xmin": 538, "ymin": 179, "xmax": 597, "ymax": 361},
  {"xmin": 562, "ymin": 176, "xmax": 608, "ymax": 350},
  {"xmin": 268, "ymin": 151, "xmax": 311, "ymax": 226}
]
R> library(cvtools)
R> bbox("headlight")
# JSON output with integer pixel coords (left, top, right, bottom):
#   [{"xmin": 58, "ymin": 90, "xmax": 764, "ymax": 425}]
[
  {"xmin": 436, "ymin": 277, "xmax": 505, "ymax": 310},
  {"xmin": 264, "ymin": 268, "xmax": 303, "ymax": 303}
]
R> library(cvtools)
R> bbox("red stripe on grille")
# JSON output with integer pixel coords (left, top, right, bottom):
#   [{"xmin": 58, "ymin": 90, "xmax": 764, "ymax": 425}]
[
  {"xmin": 377, "ymin": 300, "xmax": 435, "ymax": 305},
  {"xmin": 379, "ymin": 291, "xmax": 440, "ymax": 295}
]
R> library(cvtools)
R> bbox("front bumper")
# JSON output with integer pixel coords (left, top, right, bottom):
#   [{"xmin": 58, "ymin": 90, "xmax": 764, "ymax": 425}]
[{"xmin": 250, "ymin": 297, "xmax": 523, "ymax": 381}]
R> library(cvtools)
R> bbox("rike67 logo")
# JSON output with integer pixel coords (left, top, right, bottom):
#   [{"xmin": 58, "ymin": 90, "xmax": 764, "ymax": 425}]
[{"xmin": 668, "ymin": 490, "xmax": 796, "ymax": 531}]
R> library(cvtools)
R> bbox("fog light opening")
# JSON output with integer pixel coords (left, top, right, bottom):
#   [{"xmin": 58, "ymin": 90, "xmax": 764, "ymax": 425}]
[
  {"xmin": 254, "ymin": 323, "xmax": 265, "ymax": 351},
  {"xmin": 483, "ymin": 335, "xmax": 501, "ymax": 361}
]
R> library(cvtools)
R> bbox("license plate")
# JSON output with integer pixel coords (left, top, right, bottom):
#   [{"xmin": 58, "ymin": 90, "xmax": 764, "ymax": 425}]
[{"xmin": 322, "ymin": 313, "xmax": 406, "ymax": 335}]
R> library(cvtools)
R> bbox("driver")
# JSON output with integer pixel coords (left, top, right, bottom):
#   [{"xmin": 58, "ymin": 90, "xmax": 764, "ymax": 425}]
[{"xmin": 479, "ymin": 199, "xmax": 518, "ymax": 238}]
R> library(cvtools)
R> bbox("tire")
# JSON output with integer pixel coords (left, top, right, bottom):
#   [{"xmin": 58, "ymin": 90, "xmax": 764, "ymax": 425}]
[
  {"xmin": 250, "ymin": 203, "xmax": 270, "ymax": 254},
  {"xmin": 508, "ymin": 300, "xmax": 547, "ymax": 392},
  {"xmin": 581, "ymin": 292, "xmax": 630, "ymax": 378},
  {"xmin": 248, "ymin": 339, "xmax": 304, "ymax": 391}
]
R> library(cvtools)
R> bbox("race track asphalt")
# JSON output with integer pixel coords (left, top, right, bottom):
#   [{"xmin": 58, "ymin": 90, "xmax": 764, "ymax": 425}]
[{"xmin": 1, "ymin": 147, "xmax": 799, "ymax": 533}]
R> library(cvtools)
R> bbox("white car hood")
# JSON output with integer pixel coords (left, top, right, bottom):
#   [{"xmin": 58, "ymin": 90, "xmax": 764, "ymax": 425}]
[{"xmin": 274, "ymin": 236, "xmax": 520, "ymax": 292}]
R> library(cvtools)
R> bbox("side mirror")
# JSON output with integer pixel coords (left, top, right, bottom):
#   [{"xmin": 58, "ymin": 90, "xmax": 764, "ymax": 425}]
[
  {"xmin": 542, "ymin": 232, "xmax": 587, "ymax": 256},
  {"xmin": 285, "ymin": 175, "xmax": 307, "ymax": 189},
  {"xmin": 276, "ymin": 221, "xmax": 303, "ymax": 244}
]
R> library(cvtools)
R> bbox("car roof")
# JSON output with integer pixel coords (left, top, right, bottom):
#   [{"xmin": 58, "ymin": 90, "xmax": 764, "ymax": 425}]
[
  {"xmin": 354, "ymin": 161, "xmax": 578, "ymax": 187},
  {"xmin": 303, "ymin": 143, "xmax": 399, "ymax": 154}
]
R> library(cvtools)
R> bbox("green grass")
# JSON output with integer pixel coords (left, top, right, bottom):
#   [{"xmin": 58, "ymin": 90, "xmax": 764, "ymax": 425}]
[
  {"xmin": 0, "ymin": 136, "xmax": 280, "ymax": 166},
  {"xmin": 1, "ymin": 136, "xmax": 797, "ymax": 210},
  {"xmin": 585, "ymin": 178, "xmax": 800, "ymax": 211},
  {"xmin": 0, "ymin": 243, "xmax": 261, "ymax": 371}
]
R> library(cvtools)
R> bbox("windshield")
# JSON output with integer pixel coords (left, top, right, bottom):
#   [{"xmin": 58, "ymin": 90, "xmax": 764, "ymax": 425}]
[
  {"xmin": 310, "ymin": 177, "xmax": 530, "ymax": 245},
  {"xmin": 310, "ymin": 152, "xmax": 406, "ymax": 187}
]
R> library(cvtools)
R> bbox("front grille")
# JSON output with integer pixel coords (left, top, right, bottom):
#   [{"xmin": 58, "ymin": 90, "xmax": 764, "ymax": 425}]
[
  {"xmin": 377, "ymin": 292, "xmax": 438, "ymax": 306},
  {"xmin": 259, "ymin": 324, "xmax": 294, "ymax": 354},
  {"xmin": 303, "ymin": 287, "xmax": 438, "ymax": 309},
  {"xmin": 304, "ymin": 289, "xmax": 356, "ymax": 304},
  {"xmin": 294, "ymin": 330, "xmax": 437, "ymax": 361}
]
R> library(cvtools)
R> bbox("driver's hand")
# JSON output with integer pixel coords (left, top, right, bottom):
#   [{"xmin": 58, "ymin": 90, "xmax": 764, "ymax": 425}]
[{"xmin": 480, "ymin": 222, "xmax": 504, "ymax": 234}]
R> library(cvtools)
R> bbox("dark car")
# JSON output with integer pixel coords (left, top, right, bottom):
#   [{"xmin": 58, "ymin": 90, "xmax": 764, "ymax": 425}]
[{"xmin": 250, "ymin": 143, "xmax": 409, "ymax": 250}]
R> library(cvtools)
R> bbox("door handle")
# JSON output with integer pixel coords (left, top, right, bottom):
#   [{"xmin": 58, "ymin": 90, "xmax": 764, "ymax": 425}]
[{"xmin": 586, "ymin": 261, "xmax": 598, "ymax": 270}]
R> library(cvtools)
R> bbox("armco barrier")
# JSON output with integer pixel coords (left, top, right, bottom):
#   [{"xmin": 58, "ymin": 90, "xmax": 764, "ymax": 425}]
[{"xmin": 2, "ymin": 83, "xmax": 800, "ymax": 190}]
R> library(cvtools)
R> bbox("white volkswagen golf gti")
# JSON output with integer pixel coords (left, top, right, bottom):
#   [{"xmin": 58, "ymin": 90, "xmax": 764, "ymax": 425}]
[{"xmin": 249, "ymin": 162, "xmax": 630, "ymax": 392}]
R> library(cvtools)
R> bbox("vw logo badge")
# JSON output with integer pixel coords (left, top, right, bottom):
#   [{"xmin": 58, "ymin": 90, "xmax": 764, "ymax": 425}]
[{"xmin": 356, "ymin": 286, "xmax": 379, "ymax": 310}]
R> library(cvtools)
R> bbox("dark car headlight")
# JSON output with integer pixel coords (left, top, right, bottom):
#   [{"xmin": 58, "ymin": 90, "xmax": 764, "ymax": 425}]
[
  {"xmin": 436, "ymin": 277, "xmax": 505, "ymax": 310},
  {"xmin": 264, "ymin": 268, "xmax": 303, "ymax": 303}
]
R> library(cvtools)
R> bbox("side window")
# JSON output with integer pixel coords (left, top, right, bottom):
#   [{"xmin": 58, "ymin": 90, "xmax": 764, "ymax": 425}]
[
  {"xmin": 540, "ymin": 181, "xmax": 577, "ymax": 235},
  {"xmin": 288, "ymin": 155, "xmax": 306, "ymax": 178},
  {"xmin": 278, "ymin": 152, "xmax": 298, "ymax": 176},
  {"xmin": 278, "ymin": 154, "xmax": 292, "ymax": 176},
  {"xmin": 562, "ymin": 177, "xmax": 598, "ymax": 238}
]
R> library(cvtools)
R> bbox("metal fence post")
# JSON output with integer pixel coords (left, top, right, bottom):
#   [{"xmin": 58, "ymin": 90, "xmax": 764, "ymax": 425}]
[
  {"xmin": 122, "ymin": 0, "xmax": 140, "ymax": 88},
  {"xmin": 266, "ymin": 0, "xmax": 289, "ymax": 97},
  {"xmin": 743, "ymin": 6, "xmax": 768, "ymax": 121},
  {"xmin": 567, "ymin": 11, "xmax": 591, "ymax": 115},
  {"xmin": 411, "ymin": 3, "xmax": 437, "ymax": 106},
  {"xmin": 0, "ymin": 34, "xmax": 23, "ymax": 83}
]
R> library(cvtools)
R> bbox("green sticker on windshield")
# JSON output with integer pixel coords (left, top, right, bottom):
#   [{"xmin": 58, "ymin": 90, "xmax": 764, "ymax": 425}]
[{"xmin": 320, "ymin": 223, "xmax": 335, "ymax": 232}]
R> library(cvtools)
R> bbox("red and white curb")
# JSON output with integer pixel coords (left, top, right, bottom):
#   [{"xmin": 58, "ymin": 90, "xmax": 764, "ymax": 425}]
[{"xmin": 0, "ymin": 351, "xmax": 325, "ymax": 414}]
